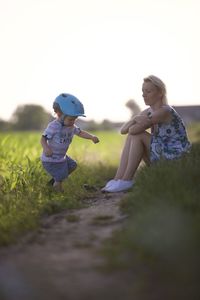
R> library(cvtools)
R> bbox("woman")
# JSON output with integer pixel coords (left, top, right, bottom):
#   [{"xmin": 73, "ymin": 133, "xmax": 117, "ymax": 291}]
[{"xmin": 102, "ymin": 75, "xmax": 191, "ymax": 193}]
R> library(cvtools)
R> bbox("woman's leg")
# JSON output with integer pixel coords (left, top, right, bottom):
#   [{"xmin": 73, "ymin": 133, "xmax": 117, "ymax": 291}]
[
  {"xmin": 115, "ymin": 132, "xmax": 151, "ymax": 181},
  {"xmin": 103, "ymin": 132, "xmax": 151, "ymax": 193},
  {"xmin": 122, "ymin": 132, "xmax": 151, "ymax": 180},
  {"xmin": 114, "ymin": 134, "xmax": 132, "ymax": 179},
  {"xmin": 102, "ymin": 131, "xmax": 151, "ymax": 192}
]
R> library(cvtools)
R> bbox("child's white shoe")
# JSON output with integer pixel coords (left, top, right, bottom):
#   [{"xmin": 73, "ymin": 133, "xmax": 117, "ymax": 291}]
[
  {"xmin": 101, "ymin": 179, "xmax": 118, "ymax": 192},
  {"xmin": 106, "ymin": 179, "xmax": 134, "ymax": 193}
]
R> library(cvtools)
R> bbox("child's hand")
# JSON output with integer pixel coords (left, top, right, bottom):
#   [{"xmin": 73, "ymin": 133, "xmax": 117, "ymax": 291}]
[
  {"xmin": 92, "ymin": 136, "xmax": 99, "ymax": 144},
  {"xmin": 44, "ymin": 146, "xmax": 53, "ymax": 157}
]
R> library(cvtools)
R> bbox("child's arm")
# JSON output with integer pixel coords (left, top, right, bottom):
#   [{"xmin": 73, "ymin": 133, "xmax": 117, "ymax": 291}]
[
  {"xmin": 40, "ymin": 136, "xmax": 53, "ymax": 156},
  {"xmin": 77, "ymin": 130, "xmax": 99, "ymax": 144}
]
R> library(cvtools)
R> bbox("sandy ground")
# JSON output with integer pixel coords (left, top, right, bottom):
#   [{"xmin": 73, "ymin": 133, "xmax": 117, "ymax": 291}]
[{"xmin": 0, "ymin": 192, "xmax": 138, "ymax": 300}]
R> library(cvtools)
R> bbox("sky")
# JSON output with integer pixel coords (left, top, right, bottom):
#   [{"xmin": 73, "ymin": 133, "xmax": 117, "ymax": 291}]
[{"xmin": 0, "ymin": 0, "xmax": 200, "ymax": 122}]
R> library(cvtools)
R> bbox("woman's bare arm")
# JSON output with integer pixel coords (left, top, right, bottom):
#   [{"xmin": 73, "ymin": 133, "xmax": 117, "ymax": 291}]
[
  {"xmin": 120, "ymin": 109, "xmax": 149, "ymax": 135},
  {"xmin": 128, "ymin": 106, "xmax": 171, "ymax": 135}
]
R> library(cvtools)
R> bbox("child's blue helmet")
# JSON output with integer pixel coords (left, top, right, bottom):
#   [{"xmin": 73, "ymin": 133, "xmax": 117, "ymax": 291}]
[{"xmin": 53, "ymin": 93, "xmax": 86, "ymax": 117}]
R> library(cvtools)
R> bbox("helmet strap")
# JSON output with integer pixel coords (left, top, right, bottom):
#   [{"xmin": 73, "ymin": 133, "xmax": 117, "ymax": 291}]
[{"xmin": 59, "ymin": 114, "xmax": 65, "ymax": 126}]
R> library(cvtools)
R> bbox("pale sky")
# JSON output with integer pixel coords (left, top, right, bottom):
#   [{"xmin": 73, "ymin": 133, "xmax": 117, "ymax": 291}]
[{"xmin": 0, "ymin": 0, "xmax": 200, "ymax": 122}]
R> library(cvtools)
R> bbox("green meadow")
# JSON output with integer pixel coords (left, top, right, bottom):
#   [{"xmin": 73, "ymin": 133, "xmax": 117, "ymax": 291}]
[{"xmin": 0, "ymin": 130, "xmax": 124, "ymax": 245}]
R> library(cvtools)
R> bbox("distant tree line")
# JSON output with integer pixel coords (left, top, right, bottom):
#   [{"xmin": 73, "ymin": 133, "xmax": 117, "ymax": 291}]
[
  {"xmin": 0, "ymin": 105, "xmax": 52, "ymax": 131},
  {"xmin": 0, "ymin": 99, "xmax": 140, "ymax": 131}
]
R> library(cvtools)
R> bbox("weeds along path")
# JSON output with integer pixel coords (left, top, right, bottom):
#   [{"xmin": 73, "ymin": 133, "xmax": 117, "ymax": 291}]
[{"xmin": 0, "ymin": 192, "xmax": 133, "ymax": 300}]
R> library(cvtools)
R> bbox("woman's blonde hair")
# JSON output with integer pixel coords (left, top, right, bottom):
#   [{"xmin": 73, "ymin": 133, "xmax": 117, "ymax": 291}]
[{"xmin": 143, "ymin": 75, "xmax": 168, "ymax": 104}]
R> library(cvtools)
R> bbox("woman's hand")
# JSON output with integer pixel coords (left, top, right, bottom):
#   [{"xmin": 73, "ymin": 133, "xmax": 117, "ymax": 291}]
[
  {"xmin": 120, "ymin": 118, "xmax": 137, "ymax": 134},
  {"xmin": 128, "ymin": 113, "xmax": 152, "ymax": 135},
  {"xmin": 133, "ymin": 114, "xmax": 149, "ymax": 124}
]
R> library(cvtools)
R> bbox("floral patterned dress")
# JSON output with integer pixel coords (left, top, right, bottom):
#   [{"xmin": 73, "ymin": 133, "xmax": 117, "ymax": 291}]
[{"xmin": 150, "ymin": 106, "xmax": 191, "ymax": 162}]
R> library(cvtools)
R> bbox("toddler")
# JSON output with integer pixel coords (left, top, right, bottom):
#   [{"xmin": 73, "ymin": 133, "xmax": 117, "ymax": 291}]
[{"xmin": 41, "ymin": 93, "xmax": 99, "ymax": 191}]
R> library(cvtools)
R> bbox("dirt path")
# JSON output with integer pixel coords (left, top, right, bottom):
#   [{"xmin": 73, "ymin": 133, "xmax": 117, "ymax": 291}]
[{"xmin": 0, "ymin": 192, "xmax": 135, "ymax": 300}]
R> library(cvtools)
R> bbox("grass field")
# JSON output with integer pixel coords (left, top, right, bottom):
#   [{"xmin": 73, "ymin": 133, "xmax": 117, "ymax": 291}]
[
  {"xmin": 1, "ymin": 122, "xmax": 200, "ymax": 300},
  {"xmin": 0, "ymin": 130, "xmax": 125, "ymax": 245},
  {"xmin": 0, "ymin": 122, "xmax": 200, "ymax": 254}
]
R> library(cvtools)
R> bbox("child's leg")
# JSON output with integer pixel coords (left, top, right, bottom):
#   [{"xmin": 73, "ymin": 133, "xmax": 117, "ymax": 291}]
[
  {"xmin": 68, "ymin": 165, "xmax": 77, "ymax": 175},
  {"xmin": 121, "ymin": 132, "xmax": 151, "ymax": 180},
  {"xmin": 67, "ymin": 156, "xmax": 77, "ymax": 175},
  {"xmin": 42, "ymin": 161, "xmax": 69, "ymax": 190},
  {"xmin": 47, "ymin": 178, "xmax": 55, "ymax": 186},
  {"xmin": 53, "ymin": 181, "xmax": 63, "ymax": 192}
]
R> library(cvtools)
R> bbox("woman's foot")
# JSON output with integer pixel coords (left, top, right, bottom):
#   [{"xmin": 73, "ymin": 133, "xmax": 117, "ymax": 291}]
[
  {"xmin": 101, "ymin": 179, "xmax": 118, "ymax": 192},
  {"xmin": 105, "ymin": 179, "xmax": 134, "ymax": 193}
]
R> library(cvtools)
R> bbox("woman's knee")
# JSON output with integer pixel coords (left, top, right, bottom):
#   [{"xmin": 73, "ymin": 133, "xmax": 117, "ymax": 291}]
[
  {"xmin": 128, "ymin": 132, "xmax": 151, "ymax": 150},
  {"xmin": 128, "ymin": 132, "xmax": 144, "ymax": 141}
]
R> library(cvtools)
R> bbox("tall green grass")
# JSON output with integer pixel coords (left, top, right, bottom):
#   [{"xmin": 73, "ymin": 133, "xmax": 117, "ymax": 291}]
[
  {"xmin": 102, "ymin": 126, "xmax": 200, "ymax": 299},
  {"xmin": 0, "ymin": 131, "xmax": 124, "ymax": 245},
  {"xmin": 187, "ymin": 122, "xmax": 200, "ymax": 143}
]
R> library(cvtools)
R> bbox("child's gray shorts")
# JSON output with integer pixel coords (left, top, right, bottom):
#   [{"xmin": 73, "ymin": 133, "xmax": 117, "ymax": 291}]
[{"xmin": 42, "ymin": 156, "xmax": 77, "ymax": 182}]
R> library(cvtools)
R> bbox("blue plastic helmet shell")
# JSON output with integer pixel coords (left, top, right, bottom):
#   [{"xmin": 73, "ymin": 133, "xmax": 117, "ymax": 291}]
[{"xmin": 54, "ymin": 93, "xmax": 86, "ymax": 117}]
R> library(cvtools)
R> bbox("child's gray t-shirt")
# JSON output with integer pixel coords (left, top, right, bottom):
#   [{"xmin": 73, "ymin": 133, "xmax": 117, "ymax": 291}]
[{"xmin": 41, "ymin": 119, "xmax": 81, "ymax": 163}]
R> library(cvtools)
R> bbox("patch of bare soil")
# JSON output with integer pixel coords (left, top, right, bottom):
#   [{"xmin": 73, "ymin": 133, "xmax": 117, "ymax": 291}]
[{"xmin": 0, "ymin": 192, "xmax": 136, "ymax": 300}]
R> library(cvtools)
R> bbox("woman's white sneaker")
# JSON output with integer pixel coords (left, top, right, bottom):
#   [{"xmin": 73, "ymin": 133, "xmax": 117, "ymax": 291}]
[
  {"xmin": 101, "ymin": 179, "xmax": 118, "ymax": 192},
  {"xmin": 106, "ymin": 180, "xmax": 134, "ymax": 193}
]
